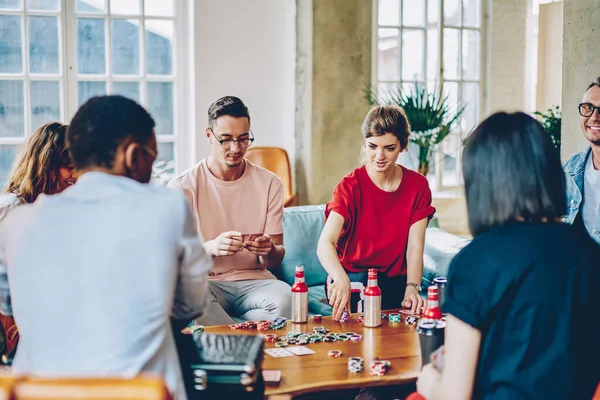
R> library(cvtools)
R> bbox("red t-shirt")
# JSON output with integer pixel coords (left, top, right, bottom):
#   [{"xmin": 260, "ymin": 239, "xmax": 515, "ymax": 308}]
[{"xmin": 325, "ymin": 165, "xmax": 435, "ymax": 277}]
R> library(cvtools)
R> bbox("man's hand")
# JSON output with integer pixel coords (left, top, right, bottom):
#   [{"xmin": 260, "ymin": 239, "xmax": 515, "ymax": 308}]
[
  {"xmin": 245, "ymin": 234, "xmax": 274, "ymax": 257},
  {"xmin": 205, "ymin": 231, "xmax": 244, "ymax": 257}
]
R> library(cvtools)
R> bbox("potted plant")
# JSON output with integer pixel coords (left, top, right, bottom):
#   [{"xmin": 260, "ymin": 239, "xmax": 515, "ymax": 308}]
[
  {"xmin": 365, "ymin": 85, "xmax": 465, "ymax": 176},
  {"xmin": 534, "ymin": 105, "xmax": 561, "ymax": 154}
]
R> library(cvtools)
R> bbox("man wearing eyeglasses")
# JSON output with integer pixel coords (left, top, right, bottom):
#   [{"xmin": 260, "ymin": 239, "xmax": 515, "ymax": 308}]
[
  {"xmin": 168, "ymin": 96, "xmax": 291, "ymax": 325},
  {"xmin": 564, "ymin": 77, "xmax": 600, "ymax": 245}
]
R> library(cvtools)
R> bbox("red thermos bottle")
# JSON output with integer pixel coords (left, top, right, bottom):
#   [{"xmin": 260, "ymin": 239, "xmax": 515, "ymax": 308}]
[{"xmin": 292, "ymin": 265, "xmax": 308, "ymax": 323}]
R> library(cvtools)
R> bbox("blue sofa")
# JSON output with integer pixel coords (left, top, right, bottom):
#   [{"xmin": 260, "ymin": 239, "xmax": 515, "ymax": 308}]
[{"xmin": 273, "ymin": 205, "xmax": 471, "ymax": 316}]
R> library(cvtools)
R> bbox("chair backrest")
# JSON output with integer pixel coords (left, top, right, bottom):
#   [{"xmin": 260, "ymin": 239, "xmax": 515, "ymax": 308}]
[
  {"xmin": 245, "ymin": 147, "xmax": 295, "ymax": 204},
  {"xmin": 13, "ymin": 375, "xmax": 172, "ymax": 400}
]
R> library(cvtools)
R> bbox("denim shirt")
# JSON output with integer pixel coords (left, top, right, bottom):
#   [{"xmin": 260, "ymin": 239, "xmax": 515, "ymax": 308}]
[{"xmin": 564, "ymin": 147, "xmax": 600, "ymax": 244}]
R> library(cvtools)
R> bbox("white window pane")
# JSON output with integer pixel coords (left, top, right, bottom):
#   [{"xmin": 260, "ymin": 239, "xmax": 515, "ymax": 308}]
[
  {"xmin": 0, "ymin": 0, "xmax": 20, "ymax": 10},
  {"xmin": 0, "ymin": 16, "xmax": 23, "ymax": 73},
  {"xmin": 113, "ymin": 82, "xmax": 139, "ymax": 102},
  {"xmin": 444, "ymin": 0, "xmax": 461, "ymax": 26},
  {"xmin": 427, "ymin": 28, "xmax": 438, "ymax": 82},
  {"xmin": 76, "ymin": 0, "xmax": 106, "ymax": 13},
  {"xmin": 30, "ymin": 81, "xmax": 60, "ymax": 130},
  {"xmin": 378, "ymin": 28, "xmax": 399, "ymax": 81},
  {"xmin": 145, "ymin": 20, "xmax": 173, "ymax": 75},
  {"xmin": 144, "ymin": 0, "xmax": 173, "ymax": 16},
  {"xmin": 402, "ymin": 29, "xmax": 424, "ymax": 81},
  {"xmin": 463, "ymin": 0, "xmax": 481, "ymax": 27},
  {"xmin": 442, "ymin": 81, "xmax": 459, "ymax": 115},
  {"xmin": 376, "ymin": 82, "xmax": 399, "ymax": 102},
  {"xmin": 111, "ymin": 19, "xmax": 139, "ymax": 75},
  {"xmin": 156, "ymin": 141, "xmax": 174, "ymax": 172},
  {"xmin": 442, "ymin": 133, "xmax": 459, "ymax": 186},
  {"xmin": 147, "ymin": 82, "xmax": 173, "ymax": 136},
  {"xmin": 461, "ymin": 82, "xmax": 479, "ymax": 132},
  {"xmin": 77, "ymin": 18, "xmax": 106, "ymax": 74},
  {"xmin": 403, "ymin": 0, "xmax": 424, "ymax": 27},
  {"xmin": 29, "ymin": 16, "xmax": 59, "ymax": 74},
  {"xmin": 0, "ymin": 80, "xmax": 25, "ymax": 137},
  {"xmin": 78, "ymin": 81, "xmax": 106, "ymax": 105},
  {"xmin": 443, "ymin": 28, "xmax": 460, "ymax": 80},
  {"xmin": 27, "ymin": 0, "xmax": 59, "ymax": 11},
  {"xmin": 462, "ymin": 30, "xmax": 480, "ymax": 80},
  {"xmin": 0, "ymin": 144, "xmax": 20, "ymax": 188},
  {"xmin": 378, "ymin": 0, "xmax": 400, "ymax": 26},
  {"xmin": 427, "ymin": 0, "xmax": 438, "ymax": 25},
  {"xmin": 109, "ymin": 0, "xmax": 139, "ymax": 15}
]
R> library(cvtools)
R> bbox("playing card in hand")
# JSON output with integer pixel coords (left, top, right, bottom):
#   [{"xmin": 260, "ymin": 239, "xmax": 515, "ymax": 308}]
[{"xmin": 430, "ymin": 345, "xmax": 445, "ymax": 372}]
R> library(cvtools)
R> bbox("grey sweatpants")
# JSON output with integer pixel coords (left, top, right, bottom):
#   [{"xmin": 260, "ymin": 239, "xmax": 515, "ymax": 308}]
[{"xmin": 194, "ymin": 279, "xmax": 292, "ymax": 326}]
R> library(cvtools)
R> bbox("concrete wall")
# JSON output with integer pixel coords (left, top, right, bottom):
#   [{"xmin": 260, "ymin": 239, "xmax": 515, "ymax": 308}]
[
  {"xmin": 487, "ymin": 0, "xmax": 530, "ymax": 114},
  {"xmin": 296, "ymin": 0, "xmax": 373, "ymax": 205},
  {"xmin": 561, "ymin": 0, "xmax": 600, "ymax": 161},
  {"xmin": 192, "ymin": 0, "xmax": 296, "ymax": 163},
  {"xmin": 536, "ymin": 2, "xmax": 563, "ymax": 112}
]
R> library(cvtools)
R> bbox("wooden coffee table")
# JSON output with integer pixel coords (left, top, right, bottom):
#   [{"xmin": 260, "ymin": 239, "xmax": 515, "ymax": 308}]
[{"xmin": 204, "ymin": 311, "xmax": 422, "ymax": 397}]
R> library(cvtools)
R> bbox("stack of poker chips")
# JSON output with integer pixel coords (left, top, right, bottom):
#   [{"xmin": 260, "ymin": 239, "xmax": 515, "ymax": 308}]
[
  {"xmin": 348, "ymin": 357, "xmax": 364, "ymax": 373},
  {"xmin": 369, "ymin": 360, "xmax": 391, "ymax": 376},
  {"xmin": 339, "ymin": 309, "xmax": 350, "ymax": 322},
  {"xmin": 313, "ymin": 314, "xmax": 322, "ymax": 322},
  {"xmin": 228, "ymin": 317, "xmax": 288, "ymax": 331},
  {"xmin": 406, "ymin": 315, "xmax": 419, "ymax": 326},
  {"xmin": 389, "ymin": 313, "xmax": 402, "ymax": 323}
]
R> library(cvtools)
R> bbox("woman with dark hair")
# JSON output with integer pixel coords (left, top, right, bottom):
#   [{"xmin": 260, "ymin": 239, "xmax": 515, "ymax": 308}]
[
  {"xmin": 0, "ymin": 121, "xmax": 74, "ymax": 360},
  {"xmin": 317, "ymin": 105, "xmax": 435, "ymax": 320},
  {"xmin": 416, "ymin": 112, "xmax": 600, "ymax": 399}
]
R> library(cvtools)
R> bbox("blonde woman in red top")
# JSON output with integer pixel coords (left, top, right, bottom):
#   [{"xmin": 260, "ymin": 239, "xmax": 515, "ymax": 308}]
[{"xmin": 317, "ymin": 105, "xmax": 435, "ymax": 321}]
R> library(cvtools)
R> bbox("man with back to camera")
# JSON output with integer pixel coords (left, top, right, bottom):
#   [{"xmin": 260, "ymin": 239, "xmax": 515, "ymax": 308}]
[
  {"xmin": 0, "ymin": 95, "xmax": 212, "ymax": 400},
  {"xmin": 168, "ymin": 96, "xmax": 291, "ymax": 326},
  {"xmin": 564, "ymin": 77, "xmax": 600, "ymax": 245}
]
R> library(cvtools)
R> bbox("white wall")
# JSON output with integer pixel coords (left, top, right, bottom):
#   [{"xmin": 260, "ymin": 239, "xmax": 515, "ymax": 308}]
[{"xmin": 191, "ymin": 0, "xmax": 296, "ymax": 164}]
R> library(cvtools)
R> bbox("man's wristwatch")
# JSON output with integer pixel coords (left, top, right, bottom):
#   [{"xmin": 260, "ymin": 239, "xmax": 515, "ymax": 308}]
[{"xmin": 406, "ymin": 282, "xmax": 422, "ymax": 292}]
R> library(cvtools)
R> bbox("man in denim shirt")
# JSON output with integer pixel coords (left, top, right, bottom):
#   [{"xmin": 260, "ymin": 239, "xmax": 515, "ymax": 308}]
[{"xmin": 564, "ymin": 77, "xmax": 600, "ymax": 245}]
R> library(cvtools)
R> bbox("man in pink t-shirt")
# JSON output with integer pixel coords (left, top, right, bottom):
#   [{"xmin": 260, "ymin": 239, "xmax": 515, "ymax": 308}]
[{"xmin": 168, "ymin": 96, "xmax": 291, "ymax": 325}]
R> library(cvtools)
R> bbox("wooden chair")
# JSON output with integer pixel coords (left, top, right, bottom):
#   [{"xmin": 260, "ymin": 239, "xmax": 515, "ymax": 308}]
[
  {"xmin": 245, "ymin": 147, "xmax": 297, "ymax": 207},
  {"xmin": 13, "ymin": 375, "xmax": 172, "ymax": 400}
]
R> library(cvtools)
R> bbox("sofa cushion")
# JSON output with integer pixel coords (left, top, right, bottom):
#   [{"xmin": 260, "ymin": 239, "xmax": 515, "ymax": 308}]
[
  {"xmin": 277, "ymin": 205, "xmax": 328, "ymax": 287},
  {"xmin": 308, "ymin": 285, "xmax": 332, "ymax": 316},
  {"xmin": 422, "ymin": 227, "xmax": 470, "ymax": 288}
]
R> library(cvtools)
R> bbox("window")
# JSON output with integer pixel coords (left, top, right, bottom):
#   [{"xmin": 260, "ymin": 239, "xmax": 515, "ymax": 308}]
[
  {"xmin": 0, "ymin": 0, "xmax": 183, "ymax": 188},
  {"xmin": 374, "ymin": 0, "xmax": 485, "ymax": 191}
]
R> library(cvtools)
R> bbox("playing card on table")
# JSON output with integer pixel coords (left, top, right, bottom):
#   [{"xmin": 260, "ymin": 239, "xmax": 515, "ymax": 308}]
[
  {"xmin": 430, "ymin": 345, "xmax": 445, "ymax": 372},
  {"xmin": 286, "ymin": 346, "xmax": 316, "ymax": 356},
  {"xmin": 265, "ymin": 348, "xmax": 294, "ymax": 358}
]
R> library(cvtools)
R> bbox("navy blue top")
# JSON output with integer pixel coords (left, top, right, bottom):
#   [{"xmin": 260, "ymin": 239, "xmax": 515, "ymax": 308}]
[{"xmin": 444, "ymin": 222, "xmax": 600, "ymax": 400}]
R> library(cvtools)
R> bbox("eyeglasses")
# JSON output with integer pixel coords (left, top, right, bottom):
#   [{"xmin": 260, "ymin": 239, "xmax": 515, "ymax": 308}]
[
  {"xmin": 209, "ymin": 128, "xmax": 255, "ymax": 150},
  {"xmin": 578, "ymin": 103, "xmax": 600, "ymax": 117}
]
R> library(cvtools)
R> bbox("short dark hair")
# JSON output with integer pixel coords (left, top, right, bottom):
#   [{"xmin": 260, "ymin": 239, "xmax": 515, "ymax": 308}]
[
  {"xmin": 207, "ymin": 96, "xmax": 250, "ymax": 128},
  {"xmin": 462, "ymin": 112, "xmax": 566, "ymax": 236},
  {"xmin": 67, "ymin": 95, "xmax": 155, "ymax": 170},
  {"xmin": 587, "ymin": 77, "xmax": 600, "ymax": 91},
  {"xmin": 362, "ymin": 105, "xmax": 410, "ymax": 149}
]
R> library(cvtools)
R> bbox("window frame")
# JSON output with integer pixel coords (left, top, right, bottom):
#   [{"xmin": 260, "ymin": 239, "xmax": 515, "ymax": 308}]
[
  {"xmin": 0, "ymin": 0, "xmax": 191, "ymax": 187},
  {"xmin": 371, "ymin": 0, "xmax": 488, "ymax": 194}
]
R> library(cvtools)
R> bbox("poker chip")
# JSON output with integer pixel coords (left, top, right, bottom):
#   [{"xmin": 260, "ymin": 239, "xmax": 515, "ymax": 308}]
[
  {"xmin": 313, "ymin": 314, "xmax": 322, "ymax": 322},
  {"xmin": 347, "ymin": 357, "xmax": 364, "ymax": 373},
  {"xmin": 369, "ymin": 360, "xmax": 391, "ymax": 376},
  {"xmin": 264, "ymin": 334, "xmax": 279, "ymax": 343},
  {"xmin": 389, "ymin": 313, "xmax": 401, "ymax": 323},
  {"xmin": 349, "ymin": 334, "xmax": 362, "ymax": 342},
  {"xmin": 358, "ymin": 315, "xmax": 364, "ymax": 324},
  {"xmin": 336, "ymin": 334, "xmax": 349, "ymax": 341},
  {"xmin": 405, "ymin": 316, "xmax": 419, "ymax": 326},
  {"xmin": 339, "ymin": 310, "xmax": 350, "ymax": 322},
  {"xmin": 275, "ymin": 342, "xmax": 288, "ymax": 347},
  {"xmin": 328, "ymin": 350, "xmax": 342, "ymax": 358},
  {"xmin": 381, "ymin": 313, "xmax": 388, "ymax": 320}
]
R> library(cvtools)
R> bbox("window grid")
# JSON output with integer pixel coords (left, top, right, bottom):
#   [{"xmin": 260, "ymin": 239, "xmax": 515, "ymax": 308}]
[{"xmin": 374, "ymin": 0, "xmax": 485, "ymax": 192}]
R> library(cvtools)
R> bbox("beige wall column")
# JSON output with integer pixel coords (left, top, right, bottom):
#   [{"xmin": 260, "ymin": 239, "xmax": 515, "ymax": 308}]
[
  {"xmin": 295, "ymin": 0, "xmax": 373, "ymax": 205},
  {"xmin": 561, "ymin": 0, "xmax": 600, "ymax": 161}
]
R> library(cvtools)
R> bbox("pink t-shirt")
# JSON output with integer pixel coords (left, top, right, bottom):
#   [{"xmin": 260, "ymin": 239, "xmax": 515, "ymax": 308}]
[{"xmin": 168, "ymin": 158, "xmax": 284, "ymax": 281}]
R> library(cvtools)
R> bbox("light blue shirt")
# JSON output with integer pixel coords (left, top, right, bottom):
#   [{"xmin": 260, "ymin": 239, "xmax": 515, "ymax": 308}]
[{"xmin": 0, "ymin": 172, "xmax": 212, "ymax": 400}]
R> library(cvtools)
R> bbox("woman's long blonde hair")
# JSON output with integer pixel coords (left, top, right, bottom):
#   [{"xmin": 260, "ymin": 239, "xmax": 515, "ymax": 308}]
[{"xmin": 4, "ymin": 122, "xmax": 70, "ymax": 203}]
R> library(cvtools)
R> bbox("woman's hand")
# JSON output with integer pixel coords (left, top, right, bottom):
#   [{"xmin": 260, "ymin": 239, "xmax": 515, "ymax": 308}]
[
  {"xmin": 327, "ymin": 275, "xmax": 351, "ymax": 321},
  {"xmin": 402, "ymin": 285, "xmax": 424, "ymax": 314},
  {"xmin": 416, "ymin": 363, "xmax": 441, "ymax": 399}
]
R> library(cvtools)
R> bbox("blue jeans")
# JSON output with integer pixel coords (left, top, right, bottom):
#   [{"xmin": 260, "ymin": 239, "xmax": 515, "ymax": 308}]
[{"xmin": 326, "ymin": 271, "xmax": 407, "ymax": 313}]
